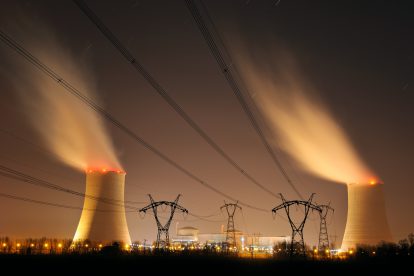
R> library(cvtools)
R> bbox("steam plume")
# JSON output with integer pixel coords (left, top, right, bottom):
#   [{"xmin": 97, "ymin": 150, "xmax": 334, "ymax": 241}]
[
  {"xmin": 2, "ymin": 19, "xmax": 121, "ymax": 171},
  {"xmin": 234, "ymin": 47, "xmax": 373, "ymax": 184}
]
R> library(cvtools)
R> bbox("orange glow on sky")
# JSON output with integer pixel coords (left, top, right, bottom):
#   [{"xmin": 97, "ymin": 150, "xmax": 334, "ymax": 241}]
[{"xmin": 368, "ymin": 177, "xmax": 384, "ymax": 185}]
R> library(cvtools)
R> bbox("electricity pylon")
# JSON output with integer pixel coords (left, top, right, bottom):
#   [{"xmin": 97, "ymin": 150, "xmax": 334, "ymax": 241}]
[
  {"xmin": 272, "ymin": 193, "xmax": 321, "ymax": 257},
  {"xmin": 139, "ymin": 194, "xmax": 188, "ymax": 249},
  {"xmin": 220, "ymin": 201, "xmax": 242, "ymax": 251},
  {"xmin": 317, "ymin": 203, "xmax": 334, "ymax": 254}
]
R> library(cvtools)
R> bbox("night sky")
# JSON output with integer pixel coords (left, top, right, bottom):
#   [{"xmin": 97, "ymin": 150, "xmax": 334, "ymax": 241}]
[{"xmin": 0, "ymin": 0, "xmax": 413, "ymax": 247}]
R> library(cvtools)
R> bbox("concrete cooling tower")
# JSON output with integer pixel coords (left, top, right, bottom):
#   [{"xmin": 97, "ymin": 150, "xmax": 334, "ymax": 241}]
[
  {"xmin": 73, "ymin": 170, "xmax": 131, "ymax": 245},
  {"xmin": 341, "ymin": 183, "xmax": 392, "ymax": 250}
]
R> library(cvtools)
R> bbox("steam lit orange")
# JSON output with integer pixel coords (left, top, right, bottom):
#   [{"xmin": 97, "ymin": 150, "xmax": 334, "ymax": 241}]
[{"xmin": 237, "ymin": 52, "xmax": 375, "ymax": 184}]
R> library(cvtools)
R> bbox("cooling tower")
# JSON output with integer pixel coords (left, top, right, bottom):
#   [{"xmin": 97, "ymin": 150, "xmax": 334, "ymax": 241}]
[
  {"xmin": 341, "ymin": 183, "xmax": 392, "ymax": 250},
  {"xmin": 73, "ymin": 170, "xmax": 131, "ymax": 245}
]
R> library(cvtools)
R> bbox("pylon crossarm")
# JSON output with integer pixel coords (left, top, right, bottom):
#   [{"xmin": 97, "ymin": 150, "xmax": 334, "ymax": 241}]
[
  {"xmin": 174, "ymin": 205, "xmax": 188, "ymax": 214},
  {"xmin": 271, "ymin": 202, "xmax": 289, "ymax": 212},
  {"xmin": 318, "ymin": 204, "xmax": 334, "ymax": 219},
  {"xmin": 139, "ymin": 204, "xmax": 153, "ymax": 213}
]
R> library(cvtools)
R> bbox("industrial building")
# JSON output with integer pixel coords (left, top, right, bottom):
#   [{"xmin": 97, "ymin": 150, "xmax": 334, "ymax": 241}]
[{"xmin": 171, "ymin": 226, "xmax": 289, "ymax": 252}]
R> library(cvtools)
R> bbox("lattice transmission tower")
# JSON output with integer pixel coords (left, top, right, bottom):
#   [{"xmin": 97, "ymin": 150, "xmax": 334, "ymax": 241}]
[
  {"xmin": 221, "ymin": 201, "xmax": 242, "ymax": 251},
  {"xmin": 272, "ymin": 193, "xmax": 321, "ymax": 257},
  {"xmin": 139, "ymin": 194, "xmax": 188, "ymax": 249},
  {"xmin": 317, "ymin": 203, "xmax": 334, "ymax": 254}
]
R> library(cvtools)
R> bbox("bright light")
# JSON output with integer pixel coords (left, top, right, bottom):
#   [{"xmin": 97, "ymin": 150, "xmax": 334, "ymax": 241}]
[
  {"xmin": 125, "ymin": 244, "xmax": 130, "ymax": 249},
  {"xmin": 16, "ymin": 243, "xmax": 21, "ymax": 248},
  {"xmin": 349, "ymin": 249, "xmax": 353, "ymax": 254},
  {"xmin": 99, "ymin": 244, "xmax": 103, "ymax": 248},
  {"xmin": 30, "ymin": 243, "xmax": 34, "ymax": 247},
  {"xmin": 44, "ymin": 243, "xmax": 49, "ymax": 248},
  {"xmin": 369, "ymin": 179, "xmax": 376, "ymax": 185},
  {"xmin": 85, "ymin": 244, "xmax": 89, "ymax": 248},
  {"xmin": 313, "ymin": 249, "xmax": 318, "ymax": 253},
  {"xmin": 325, "ymin": 249, "xmax": 330, "ymax": 254},
  {"xmin": 2, "ymin": 243, "xmax": 6, "ymax": 247},
  {"xmin": 58, "ymin": 243, "xmax": 62, "ymax": 248}
]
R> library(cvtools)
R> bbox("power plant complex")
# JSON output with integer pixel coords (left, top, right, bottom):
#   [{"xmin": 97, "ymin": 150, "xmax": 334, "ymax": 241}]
[
  {"xmin": 0, "ymin": 0, "xmax": 403, "ymax": 261},
  {"xmin": 341, "ymin": 182, "xmax": 392, "ymax": 250},
  {"xmin": 69, "ymin": 173, "xmax": 393, "ymax": 251},
  {"xmin": 73, "ymin": 170, "xmax": 131, "ymax": 245}
]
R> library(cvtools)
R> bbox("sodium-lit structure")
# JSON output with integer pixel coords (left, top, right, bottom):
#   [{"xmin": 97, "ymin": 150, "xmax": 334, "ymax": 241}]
[
  {"xmin": 73, "ymin": 170, "xmax": 131, "ymax": 245},
  {"xmin": 341, "ymin": 182, "xmax": 392, "ymax": 250}
]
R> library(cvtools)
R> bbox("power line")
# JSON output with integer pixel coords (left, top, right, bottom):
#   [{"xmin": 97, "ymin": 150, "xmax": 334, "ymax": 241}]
[
  {"xmin": 0, "ymin": 165, "xmax": 232, "ymax": 221},
  {"xmin": 185, "ymin": 0, "xmax": 303, "ymax": 199},
  {"xmin": 0, "ymin": 192, "xmax": 136, "ymax": 213},
  {"xmin": 72, "ymin": 0, "xmax": 279, "ymax": 200},
  {"xmin": 0, "ymin": 29, "xmax": 269, "ymax": 213},
  {"xmin": 185, "ymin": 213, "xmax": 226, "ymax": 223},
  {"xmin": 0, "ymin": 132, "xmax": 246, "ymax": 221},
  {"xmin": 0, "ymin": 164, "xmax": 144, "ymax": 210},
  {"xmin": 189, "ymin": 209, "xmax": 221, "ymax": 218},
  {"xmin": 0, "ymin": 128, "xmax": 55, "ymax": 158},
  {"xmin": 0, "ymin": 128, "xmax": 152, "ymax": 199},
  {"xmin": 141, "ymin": 209, "xmax": 225, "ymax": 223},
  {"xmin": 0, "ymin": 152, "xmax": 77, "ymax": 184}
]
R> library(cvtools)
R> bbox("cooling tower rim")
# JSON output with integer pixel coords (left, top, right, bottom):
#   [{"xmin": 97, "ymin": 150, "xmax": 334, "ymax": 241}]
[
  {"xmin": 346, "ymin": 181, "xmax": 384, "ymax": 187},
  {"xmin": 85, "ymin": 169, "xmax": 126, "ymax": 175}
]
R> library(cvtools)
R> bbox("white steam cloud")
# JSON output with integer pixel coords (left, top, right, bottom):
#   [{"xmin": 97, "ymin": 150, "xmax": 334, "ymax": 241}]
[
  {"xmin": 234, "ymin": 47, "xmax": 374, "ymax": 184},
  {"xmin": 2, "ymin": 19, "xmax": 121, "ymax": 172}
]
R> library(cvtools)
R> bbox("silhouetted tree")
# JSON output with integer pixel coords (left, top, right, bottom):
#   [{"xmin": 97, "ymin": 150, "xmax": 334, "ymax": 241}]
[
  {"xmin": 100, "ymin": 242, "xmax": 122, "ymax": 256},
  {"xmin": 398, "ymin": 238, "xmax": 409, "ymax": 255}
]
